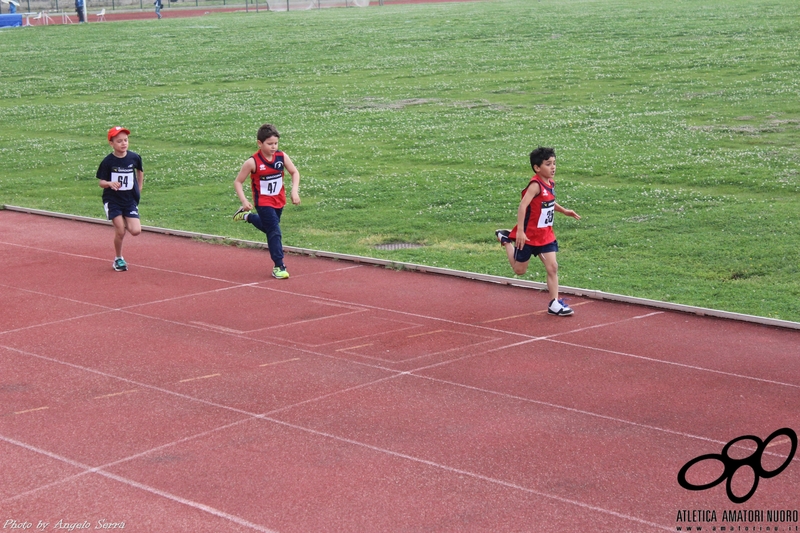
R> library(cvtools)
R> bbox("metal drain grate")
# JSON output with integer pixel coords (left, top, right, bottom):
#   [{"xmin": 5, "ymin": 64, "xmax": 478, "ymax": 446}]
[{"xmin": 373, "ymin": 243, "xmax": 424, "ymax": 251}]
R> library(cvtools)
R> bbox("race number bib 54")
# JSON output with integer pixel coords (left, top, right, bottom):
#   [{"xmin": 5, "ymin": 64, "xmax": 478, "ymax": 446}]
[
  {"xmin": 111, "ymin": 170, "xmax": 135, "ymax": 191},
  {"xmin": 537, "ymin": 200, "xmax": 555, "ymax": 228},
  {"xmin": 260, "ymin": 175, "xmax": 283, "ymax": 196}
]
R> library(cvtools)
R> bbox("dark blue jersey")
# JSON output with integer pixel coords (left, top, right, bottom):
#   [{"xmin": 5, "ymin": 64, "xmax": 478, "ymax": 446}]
[{"xmin": 97, "ymin": 151, "xmax": 143, "ymax": 204}]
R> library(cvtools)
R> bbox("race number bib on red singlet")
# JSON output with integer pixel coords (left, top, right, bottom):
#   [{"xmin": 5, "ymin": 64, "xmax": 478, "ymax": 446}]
[
  {"xmin": 537, "ymin": 200, "xmax": 555, "ymax": 228},
  {"xmin": 259, "ymin": 175, "xmax": 283, "ymax": 196}
]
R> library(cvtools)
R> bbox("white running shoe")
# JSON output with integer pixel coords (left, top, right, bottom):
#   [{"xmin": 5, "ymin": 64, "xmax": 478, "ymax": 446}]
[{"xmin": 548, "ymin": 298, "xmax": 574, "ymax": 316}]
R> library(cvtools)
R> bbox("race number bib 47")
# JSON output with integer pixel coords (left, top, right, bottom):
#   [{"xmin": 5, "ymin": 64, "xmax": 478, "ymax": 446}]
[
  {"xmin": 537, "ymin": 200, "xmax": 555, "ymax": 228},
  {"xmin": 260, "ymin": 175, "xmax": 283, "ymax": 196},
  {"xmin": 111, "ymin": 170, "xmax": 135, "ymax": 191}
]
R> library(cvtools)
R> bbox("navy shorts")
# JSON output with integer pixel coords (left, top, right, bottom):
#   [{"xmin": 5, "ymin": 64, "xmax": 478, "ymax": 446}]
[
  {"xmin": 104, "ymin": 198, "xmax": 140, "ymax": 221},
  {"xmin": 513, "ymin": 240, "xmax": 558, "ymax": 263}
]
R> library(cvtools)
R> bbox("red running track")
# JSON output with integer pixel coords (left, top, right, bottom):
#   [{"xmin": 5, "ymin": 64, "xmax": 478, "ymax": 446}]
[{"xmin": 1, "ymin": 209, "xmax": 799, "ymax": 532}]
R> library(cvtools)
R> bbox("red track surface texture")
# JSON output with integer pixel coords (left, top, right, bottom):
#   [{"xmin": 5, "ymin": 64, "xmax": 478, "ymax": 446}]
[{"xmin": 1, "ymin": 210, "xmax": 799, "ymax": 532}]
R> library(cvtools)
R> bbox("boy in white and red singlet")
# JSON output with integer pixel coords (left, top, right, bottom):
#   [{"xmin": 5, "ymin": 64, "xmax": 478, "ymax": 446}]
[
  {"xmin": 495, "ymin": 147, "xmax": 581, "ymax": 316},
  {"xmin": 232, "ymin": 123, "xmax": 301, "ymax": 279}
]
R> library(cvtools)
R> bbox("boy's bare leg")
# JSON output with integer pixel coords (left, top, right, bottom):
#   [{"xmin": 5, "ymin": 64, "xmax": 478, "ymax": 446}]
[
  {"xmin": 124, "ymin": 217, "xmax": 142, "ymax": 237},
  {"xmin": 111, "ymin": 216, "xmax": 142, "ymax": 257},
  {"xmin": 538, "ymin": 251, "xmax": 559, "ymax": 301},
  {"xmin": 112, "ymin": 216, "xmax": 126, "ymax": 257},
  {"xmin": 504, "ymin": 243, "xmax": 528, "ymax": 275}
]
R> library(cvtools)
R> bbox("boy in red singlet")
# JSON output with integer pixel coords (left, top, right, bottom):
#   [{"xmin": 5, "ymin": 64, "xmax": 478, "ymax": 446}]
[
  {"xmin": 232, "ymin": 123, "xmax": 301, "ymax": 279},
  {"xmin": 495, "ymin": 147, "xmax": 580, "ymax": 316}
]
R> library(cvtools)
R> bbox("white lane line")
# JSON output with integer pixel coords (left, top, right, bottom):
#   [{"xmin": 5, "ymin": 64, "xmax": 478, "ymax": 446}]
[
  {"xmin": 0, "ymin": 434, "xmax": 279, "ymax": 533},
  {"xmin": 548, "ymin": 338, "xmax": 800, "ymax": 390},
  {"xmin": 0, "ymin": 343, "xmax": 724, "ymax": 531},
  {"xmin": 411, "ymin": 374, "xmax": 797, "ymax": 463}
]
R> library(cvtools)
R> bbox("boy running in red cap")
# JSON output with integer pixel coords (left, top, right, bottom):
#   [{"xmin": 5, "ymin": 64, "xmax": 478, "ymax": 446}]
[
  {"xmin": 496, "ymin": 147, "xmax": 580, "ymax": 316},
  {"xmin": 96, "ymin": 126, "xmax": 144, "ymax": 272}
]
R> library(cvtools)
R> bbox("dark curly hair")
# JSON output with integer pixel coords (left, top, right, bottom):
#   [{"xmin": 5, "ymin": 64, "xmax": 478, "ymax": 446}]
[
  {"xmin": 530, "ymin": 146, "xmax": 556, "ymax": 171},
  {"xmin": 257, "ymin": 123, "xmax": 280, "ymax": 143}
]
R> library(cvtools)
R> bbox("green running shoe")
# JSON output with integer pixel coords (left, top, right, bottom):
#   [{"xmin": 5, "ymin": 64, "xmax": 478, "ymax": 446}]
[
  {"xmin": 113, "ymin": 258, "xmax": 128, "ymax": 272},
  {"xmin": 272, "ymin": 266, "xmax": 289, "ymax": 279},
  {"xmin": 233, "ymin": 207, "xmax": 249, "ymax": 221}
]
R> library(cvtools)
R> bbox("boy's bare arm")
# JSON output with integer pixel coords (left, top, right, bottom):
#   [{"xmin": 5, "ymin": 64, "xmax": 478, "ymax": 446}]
[
  {"xmin": 101, "ymin": 180, "xmax": 125, "ymax": 191},
  {"xmin": 284, "ymin": 154, "xmax": 301, "ymax": 205},
  {"xmin": 234, "ymin": 159, "xmax": 255, "ymax": 211},
  {"xmin": 515, "ymin": 183, "xmax": 540, "ymax": 249},
  {"xmin": 555, "ymin": 202, "xmax": 581, "ymax": 220},
  {"xmin": 137, "ymin": 170, "xmax": 144, "ymax": 192}
]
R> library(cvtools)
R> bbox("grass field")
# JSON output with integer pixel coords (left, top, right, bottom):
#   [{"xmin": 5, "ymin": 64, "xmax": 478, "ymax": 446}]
[{"xmin": 1, "ymin": 0, "xmax": 798, "ymax": 321}]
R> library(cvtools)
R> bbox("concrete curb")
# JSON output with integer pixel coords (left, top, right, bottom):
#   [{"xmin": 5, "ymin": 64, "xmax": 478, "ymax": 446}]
[{"xmin": 4, "ymin": 204, "xmax": 798, "ymax": 331}]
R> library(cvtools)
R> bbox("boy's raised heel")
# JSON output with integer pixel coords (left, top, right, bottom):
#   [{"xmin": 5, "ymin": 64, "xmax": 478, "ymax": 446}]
[{"xmin": 495, "ymin": 229, "xmax": 511, "ymax": 245}]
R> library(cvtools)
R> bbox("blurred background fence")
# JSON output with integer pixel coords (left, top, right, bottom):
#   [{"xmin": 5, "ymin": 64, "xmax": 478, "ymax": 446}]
[{"xmin": 2, "ymin": 0, "xmax": 378, "ymax": 15}]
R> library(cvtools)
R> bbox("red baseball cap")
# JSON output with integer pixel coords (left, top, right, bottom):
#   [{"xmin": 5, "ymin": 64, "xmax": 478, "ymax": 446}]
[{"xmin": 107, "ymin": 126, "xmax": 131, "ymax": 141}]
